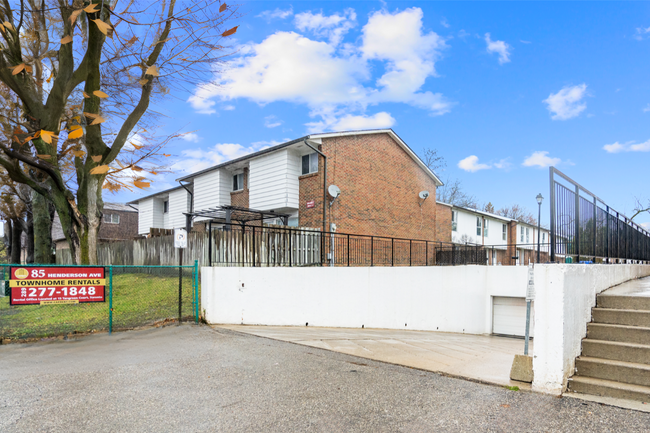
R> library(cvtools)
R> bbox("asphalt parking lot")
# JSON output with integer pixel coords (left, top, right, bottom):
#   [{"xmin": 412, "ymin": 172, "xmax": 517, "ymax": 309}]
[{"xmin": 1, "ymin": 325, "xmax": 649, "ymax": 432}]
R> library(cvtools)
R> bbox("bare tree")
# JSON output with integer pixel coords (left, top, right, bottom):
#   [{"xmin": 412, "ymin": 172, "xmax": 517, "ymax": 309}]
[
  {"xmin": 419, "ymin": 148, "xmax": 478, "ymax": 208},
  {"xmin": 496, "ymin": 204, "xmax": 537, "ymax": 225},
  {"xmin": 421, "ymin": 147, "xmax": 446, "ymax": 173},
  {"xmin": 631, "ymin": 197, "xmax": 650, "ymax": 221},
  {"xmin": 0, "ymin": 0, "xmax": 239, "ymax": 264}
]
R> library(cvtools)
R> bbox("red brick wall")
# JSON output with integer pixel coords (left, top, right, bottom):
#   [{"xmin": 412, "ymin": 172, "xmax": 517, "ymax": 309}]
[
  {"xmin": 299, "ymin": 133, "xmax": 439, "ymax": 240},
  {"xmin": 99, "ymin": 210, "xmax": 138, "ymax": 241},
  {"xmin": 435, "ymin": 204, "xmax": 452, "ymax": 243},
  {"xmin": 230, "ymin": 168, "xmax": 249, "ymax": 209}
]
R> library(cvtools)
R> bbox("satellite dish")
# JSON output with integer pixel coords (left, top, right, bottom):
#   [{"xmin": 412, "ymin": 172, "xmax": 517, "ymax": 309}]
[
  {"xmin": 419, "ymin": 191, "xmax": 430, "ymax": 200},
  {"xmin": 328, "ymin": 185, "xmax": 341, "ymax": 198}
]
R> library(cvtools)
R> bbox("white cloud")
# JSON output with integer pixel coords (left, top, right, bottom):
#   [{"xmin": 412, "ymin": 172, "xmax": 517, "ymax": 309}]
[
  {"xmin": 522, "ymin": 151, "xmax": 561, "ymax": 168},
  {"xmin": 264, "ymin": 115, "xmax": 282, "ymax": 128},
  {"xmin": 603, "ymin": 139, "xmax": 650, "ymax": 153},
  {"xmin": 543, "ymin": 84, "xmax": 588, "ymax": 120},
  {"xmin": 223, "ymin": 105, "xmax": 235, "ymax": 111},
  {"xmin": 257, "ymin": 7, "xmax": 293, "ymax": 22},
  {"xmin": 188, "ymin": 7, "xmax": 451, "ymax": 131},
  {"xmin": 493, "ymin": 158, "xmax": 512, "ymax": 170},
  {"xmin": 643, "ymin": 104, "xmax": 650, "ymax": 112},
  {"xmin": 440, "ymin": 18, "xmax": 450, "ymax": 28},
  {"xmin": 485, "ymin": 33, "xmax": 512, "ymax": 64},
  {"xmin": 306, "ymin": 111, "xmax": 395, "ymax": 133},
  {"xmin": 173, "ymin": 143, "xmax": 264, "ymax": 174},
  {"xmin": 294, "ymin": 9, "xmax": 356, "ymax": 45},
  {"xmin": 458, "ymin": 155, "xmax": 491, "ymax": 172},
  {"xmin": 634, "ymin": 26, "xmax": 650, "ymax": 40},
  {"xmin": 181, "ymin": 132, "xmax": 200, "ymax": 143}
]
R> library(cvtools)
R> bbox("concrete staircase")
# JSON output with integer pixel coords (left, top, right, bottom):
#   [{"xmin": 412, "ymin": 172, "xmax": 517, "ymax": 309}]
[{"xmin": 567, "ymin": 295, "xmax": 650, "ymax": 402}]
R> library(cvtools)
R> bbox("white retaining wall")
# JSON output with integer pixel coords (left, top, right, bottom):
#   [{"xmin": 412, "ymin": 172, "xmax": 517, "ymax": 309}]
[
  {"xmin": 531, "ymin": 264, "xmax": 650, "ymax": 394},
  {"xmin": 201, "ymin": 263, "xmax": 650, "ymax": 395},
  {"xmin": 202, "ymin": 266, "xmax": 528, "ymax": 335}
]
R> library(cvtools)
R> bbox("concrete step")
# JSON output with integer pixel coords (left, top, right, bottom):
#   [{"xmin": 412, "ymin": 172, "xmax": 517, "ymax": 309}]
[
  {"xmin": 581, "ymin": 339, "xmax": 650, "ymax": 365},
  {"xmin": 592, "ymin": 308, "xmax": 650, "ymax": 327},
  {"xmin": 597, "ymin": 295, "xmax": 650, "ymax": 311},
  {"xmin": 575, "ymin": 357, "xmax": 650, "ymax": 387},
  {"xmin": 587, "ymin": 323, "xmax": 650, "ymax": 345},
  {"xmin": 567, "ymin": 376, "xmax": 650, "ymax": 403}
]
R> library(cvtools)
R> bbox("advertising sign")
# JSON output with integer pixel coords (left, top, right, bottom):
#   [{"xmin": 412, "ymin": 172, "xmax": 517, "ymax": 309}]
[
  {"xmin": 526, "ymin": 263, "xmax": 535, "ymax": 301},
  {"xmin": 306, "ymin": 200, "xmax": 315, "ymax": 209},
  {"xmin": 9, "ymin": 267, "xmax": 106, "ymax": 305}
]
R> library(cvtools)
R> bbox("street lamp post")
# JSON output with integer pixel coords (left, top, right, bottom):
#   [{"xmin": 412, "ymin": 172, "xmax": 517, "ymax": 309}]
[{"xmin": 536, "ymin": 193, "xmax": 543, "ymax": 263}]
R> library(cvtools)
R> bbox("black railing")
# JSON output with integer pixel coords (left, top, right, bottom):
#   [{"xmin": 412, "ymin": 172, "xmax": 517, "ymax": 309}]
[{"xmin": 550, "ymin": 167, "xmax": 650, "ymax": 263}]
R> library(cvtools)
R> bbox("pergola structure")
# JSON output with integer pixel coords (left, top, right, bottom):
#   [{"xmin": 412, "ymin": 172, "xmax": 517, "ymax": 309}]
[
  {"xmin": 183, "ymin": 205, "xmax": 291, "ymax": 231},
  {"xmin": 184, "ymin": 206, "xmax": 293, "ymax": 266}
]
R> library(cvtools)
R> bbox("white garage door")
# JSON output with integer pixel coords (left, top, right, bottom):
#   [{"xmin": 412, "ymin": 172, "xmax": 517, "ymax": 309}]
[{"xmin": 492, "ymin": 297, "xmax": 534, "ymax": 337}]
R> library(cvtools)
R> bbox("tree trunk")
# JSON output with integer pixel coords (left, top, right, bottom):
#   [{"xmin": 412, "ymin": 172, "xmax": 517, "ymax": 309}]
[
  {"xmin": 25, "ymin": 211, "xmax": 34, "ymax": 263},
  {"xmin": 33, "ymin": 191, "xmax": 55, "ymax": 264},
  {"xmin": 10, "ymin": 218, "xmax": 22, "ymax": 264},
  {"xmin": 53, "ymin": 174, "xmax": 104, "ymax": 265},
  {"xmin": 5, "ymin": 219, "xmax": 12, "ymax": 261}
]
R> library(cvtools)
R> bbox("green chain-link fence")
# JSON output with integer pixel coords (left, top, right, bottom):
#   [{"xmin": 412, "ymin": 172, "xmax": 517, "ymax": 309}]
[{"xmin": 0, "ymin": 262, "xmax": 200, "ymax": 342}]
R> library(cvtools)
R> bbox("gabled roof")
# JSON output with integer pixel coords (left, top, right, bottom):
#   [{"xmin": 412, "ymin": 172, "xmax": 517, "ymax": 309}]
[
  {"xmin": 175, "ymin": 129, "xmax": 443, "ymax": 186},
  {"xmin": 126, "ymin": 185, "xmax": 185, "ymax": 205}
]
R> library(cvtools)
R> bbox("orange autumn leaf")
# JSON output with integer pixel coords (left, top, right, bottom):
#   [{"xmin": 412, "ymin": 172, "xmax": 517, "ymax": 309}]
[
  {"xmin": 163, "ymin": 154, "xmax": 171, "ymax": 157},
  {"xmin": 134, "ymin": 180, "xmax": 150, "ymax": 189},
  {"xmin": 3, "ymin": 21, "xmax": 14, "ymax": 31},
  {"xmin": 68, "ymin": 128, "xmax": 83, "ymax": 140},
  {"xmin": 72, "ymin": 150, "xmax": 86, "ymax": 158},
  {"xmin": 46, "ymin": 70, "xmax": 54, "ymax": 83},
  {"xmin": 25, "ymin": 65, "xmax": 33, "ymax": 74},
  {"xmin": 69, "ymin": 10, "xmax": 82, "ymax": 25},
  {"xmin": 40, "ymin": 130, "xmax": 57, "ymax": 144},
  {"xmin": 222, "ymin": 26, "xmax": 238, "ymax": 37},
  {"xmin": 131, "ymin": 142, "xmax": 144, "ymax": 150},
  {"xmin": 11, "ymin": 64, "xmax": 25, "ymax": 75},
  {"xmin": 91, "ymin": 155, "xmax": 102, "ymax": 163},
  {"xmin": 92, "ymin": 19, "xmax": 112, "ymax": 35},
  {"xmin": 145, "ymin": 65, "xmax": 159, "ymax": 76},
  {"xmin": 83, "ymin": 112, "xmax": 99, "ymax": 119},
  {"xmin": 93, "ymin": 90, "xmax": 109, "ymax": 98},
  {"xmin": 90, "ymin": 165, "xmax": 110, "ymax": 174},
  {"xmin": 84, "ymin": 4, "xmax": 100, "ymax": 13},
  {"xmin": 219, "ymin": 3, "xmax": 227, "ymax": 12},
  {"xmin": 37, "ymin": 154, "xmax": 52, "ymax": 160},
  {"xmin": 138, "ymin": 78, "xmax": 148, "ymax": 86},
  {"xmin": 83, "ymin": 91, "xmax": 90, "ymax": 98},
  {"xmin": 90, "ymin": 116, "xmax": 106, "ymax": 125},
  {"xmin": 61, "ymin": 35, "xmax": 73, "ymax": 44}
]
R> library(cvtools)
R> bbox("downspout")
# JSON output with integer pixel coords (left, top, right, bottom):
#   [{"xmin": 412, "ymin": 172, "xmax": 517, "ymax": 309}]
[
  {"xmin": 302, "ymin": 139, "xmax": 327, "ymax": 235},
  {"xmin": 179, "ymin": 180, "xmax": 194, "ymax": 232}
]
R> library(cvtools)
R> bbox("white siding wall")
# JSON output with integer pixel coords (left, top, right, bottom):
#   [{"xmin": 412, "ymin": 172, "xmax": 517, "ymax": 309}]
[
  {"xmin": 249, "ymin": 149, "xmax": 299, "ymax": 210},
  {"xmin": 152, "ymin": 198, "xmax": 164, "ymax": 229},
  {"xmin": 516, "ymin": 224, "xmax": 549, "ymax": 251},
  {"xmin": 138, "ymin": 198, "xmax": 154, "ymax": 235},
  {"xmin": 452, "ymin": 209, "xmax": 483, "ymax": 244},
  {"xmin": 452, "ymin": 208, "xmax": 510, "ymax": 247},
  {"xmin": 167, "ymin": 188, "xmax": 188, "ymax": 229},
  {"xmin": 193, "ymin": 169, "xmax": 230, "ymax": 220}
]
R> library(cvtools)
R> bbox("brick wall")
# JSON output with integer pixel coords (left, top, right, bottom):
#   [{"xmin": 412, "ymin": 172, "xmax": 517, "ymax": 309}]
[
  {"xmin": 230, "ymin": 168, "xmax": 249, "ymax": 209},
  {"xmin": 100, "ymin": 210, "xmax": 138, "ymax": 241},
  {"xmin": 435, "ymin": 204, "xmax": 452, "ymax": 243},
  {"xmin": 299, "ymin": 133, "xmax": 439, "ymax": 240},
  {"xmin": 506, "ymin": 221, "xmax": 518, "ymax": 265}
]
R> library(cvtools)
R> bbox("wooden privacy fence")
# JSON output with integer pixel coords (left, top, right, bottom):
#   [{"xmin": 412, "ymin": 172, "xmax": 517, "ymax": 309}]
[{"xmin": 55, "ymin": 226, "xmax": 322, "ymax": 267}]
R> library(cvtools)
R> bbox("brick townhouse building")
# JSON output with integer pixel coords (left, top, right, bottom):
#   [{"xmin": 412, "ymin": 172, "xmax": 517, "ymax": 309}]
[
  {"xmin": 52, "ymin": 203, "xmax": 139, "ymax": 251},
  {"xmin": 436, "ymin": 202, "xmax": 550, "ymax": 265},
  {"xmin": 131, "ymin": 129, "xmax": 445, "ymax": 241}
]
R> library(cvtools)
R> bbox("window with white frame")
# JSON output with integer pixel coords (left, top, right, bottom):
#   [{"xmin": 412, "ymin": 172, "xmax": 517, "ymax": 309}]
[
  {"xmin": 302, "ymin": 153, "xmax": 318, "ymax": 175},
  {"xmin": 451, "ymin": 210, "xmax": 457, "ymax": 232},
  {"xmin": 484, "ymin": 219, "xmax": 489, "ymax": 237},
  {"xmin": 520, "ymin": 226, "xmax": 524, "ymax": 242},
  {"xmin": 502, "ymin": 224, "xmax": 507, "ymax": 241},
  {"xmin": 542, "ymin": 232, "xmax": 546, "ymax": 244},
  {"xmin": 232, "ymin": 173, "xmax": 244, "ymax": 191},
  {"xmin": 476, "ymin": 217, "xmax": 482, "ymax": 236},
  {"xmin": 103, "ymin": 213, "xmax": 120, "ymax": 224},
  {"xmin": 526, "ymin": 227, "xmax": 530, "ymax": 243}
]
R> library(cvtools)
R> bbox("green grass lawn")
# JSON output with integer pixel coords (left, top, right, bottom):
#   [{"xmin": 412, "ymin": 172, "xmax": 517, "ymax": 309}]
[{"xmin": 0, "ymin": 272, "xmax": 199, "ymax": 341}]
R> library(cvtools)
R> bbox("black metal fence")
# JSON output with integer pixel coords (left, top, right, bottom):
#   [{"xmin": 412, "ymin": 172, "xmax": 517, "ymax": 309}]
[
  {"xmin": 206, "ymin": 223, "xmax": 564, "ymax": 267},
  {"xmin": 550, "ymin": 167, "xmax": 650, "ymax": 263}
]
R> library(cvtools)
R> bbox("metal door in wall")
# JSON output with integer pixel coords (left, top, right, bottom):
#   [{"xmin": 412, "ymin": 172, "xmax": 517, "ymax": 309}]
[{"xmin": 492, "ymin": 296, "xmax": 534, "ymax": 337}]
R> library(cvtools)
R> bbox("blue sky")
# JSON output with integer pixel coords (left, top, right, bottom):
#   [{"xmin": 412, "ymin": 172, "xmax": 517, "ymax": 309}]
[{"xmin": 114, "ymin": 1, "xmax": 650, "ymax": 229}]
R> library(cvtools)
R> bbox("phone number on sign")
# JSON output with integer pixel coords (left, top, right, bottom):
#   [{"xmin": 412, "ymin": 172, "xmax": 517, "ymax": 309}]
[
  {"xmin": 10, "ymin": 285, "xmax": 106, "ymax": 305},
  {"xmin": 21, "ymin": 286, "xmax": 99, "ymax": 298}
]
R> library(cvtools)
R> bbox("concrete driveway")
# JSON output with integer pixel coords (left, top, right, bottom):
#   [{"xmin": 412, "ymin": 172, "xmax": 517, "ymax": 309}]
[{"xmin": 216, "ymin": 325, "xmax": 532, "ymax": 389}]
